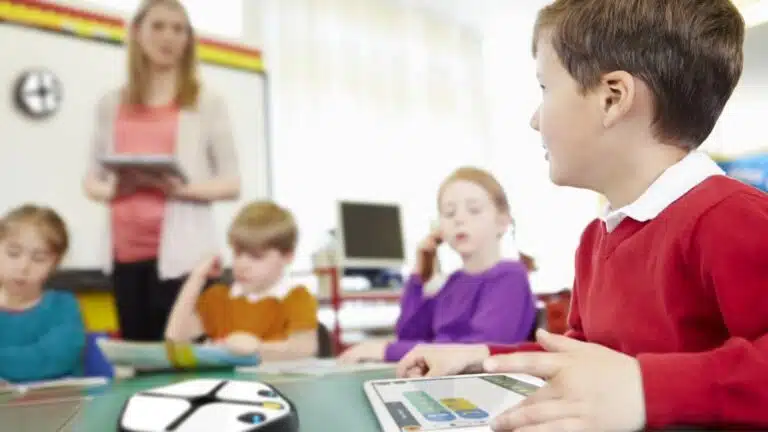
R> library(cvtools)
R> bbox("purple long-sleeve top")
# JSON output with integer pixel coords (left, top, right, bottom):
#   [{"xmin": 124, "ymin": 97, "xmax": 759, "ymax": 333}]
[{"xmin": 385, "ymin": 260, "xmax": 537, "ymax": 362}]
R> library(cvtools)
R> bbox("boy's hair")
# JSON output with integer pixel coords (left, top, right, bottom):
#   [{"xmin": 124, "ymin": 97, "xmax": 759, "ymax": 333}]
[
  {"xmin": 126, "ymin": 0, "xmax": 200, "ymax": 108},
  {"xmin": 533, "ymin": 0, "xmax": 745, "ymax": 149},
  {"xmin": 228, "ymin": 201, "xmax": 298, "ymax": 255},
  {"xmin": 0, "ymin": 204, "xmax": 69, "ymax": 259}
]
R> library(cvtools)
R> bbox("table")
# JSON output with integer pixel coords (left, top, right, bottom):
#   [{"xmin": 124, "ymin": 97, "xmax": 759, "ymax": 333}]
[
  {"xmin": 68, "ymin": 368, "xmax": 395, "ymax": 431},
  {"xmin": 2, "ymin": 369, "xmax": 710, "ymax": 432}
]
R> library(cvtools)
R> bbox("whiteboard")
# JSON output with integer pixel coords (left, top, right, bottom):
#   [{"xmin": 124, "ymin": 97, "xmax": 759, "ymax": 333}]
[{"xmin": 0, "ymin": 24, "xmax": 271, "ymax": 269}]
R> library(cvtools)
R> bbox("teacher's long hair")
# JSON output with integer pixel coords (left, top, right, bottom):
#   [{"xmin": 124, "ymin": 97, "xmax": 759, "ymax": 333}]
[{"xmin": 125, "ymin": 0, "xmax": 200, "ymax": 108}]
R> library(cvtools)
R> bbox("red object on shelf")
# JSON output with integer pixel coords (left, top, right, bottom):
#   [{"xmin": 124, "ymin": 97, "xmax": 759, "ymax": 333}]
[{"xmin": 537, "ymin": 290, "xmax": 572, "ymax": 334}]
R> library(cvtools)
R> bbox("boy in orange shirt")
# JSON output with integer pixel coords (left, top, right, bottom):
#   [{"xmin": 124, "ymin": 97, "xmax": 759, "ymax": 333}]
[
  {"xmin": 398, "ymin": 1, "xmax": 768, "ymax": 431},
  {"xmin": 165, "ymin": 201, "xmax": 318, "ymax": 360}
]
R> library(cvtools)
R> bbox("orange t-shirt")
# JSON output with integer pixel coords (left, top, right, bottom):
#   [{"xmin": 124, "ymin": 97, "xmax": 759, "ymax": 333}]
[
  {"xmin": 196, "ymin": 284, "xmax": 318, "ymax": 341},
  {"xmin": 111, "ymin": 104, "xmax": 179, "ymax": 263}
]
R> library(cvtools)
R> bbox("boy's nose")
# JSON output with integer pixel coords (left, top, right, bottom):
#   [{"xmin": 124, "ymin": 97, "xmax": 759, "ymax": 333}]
[{"xmin": 530, "ymin": 108, "xmax": 540, "ymax": 131}]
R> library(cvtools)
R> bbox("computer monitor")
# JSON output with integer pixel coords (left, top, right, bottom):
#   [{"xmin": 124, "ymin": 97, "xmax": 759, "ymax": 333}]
[{"xmin": 336, "ymin": 200, "xmax": 406, "ymax": 269}]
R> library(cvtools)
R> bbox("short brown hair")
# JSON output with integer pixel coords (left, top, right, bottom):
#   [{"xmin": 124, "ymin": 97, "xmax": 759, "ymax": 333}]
[
  {"xmin": 0, "ymin": 204, "xmax": 69, "ymax": 259},
  {"xmin": 126, "ymin": 0, "xmax": 200, "ymax": 107},
  {"xmin": 533, "ymin": 0, "xmax": 745, "ymax": 149},
  {"xmin": 228, "ymin": 201, "xmax": 298, "ymax": 255}
]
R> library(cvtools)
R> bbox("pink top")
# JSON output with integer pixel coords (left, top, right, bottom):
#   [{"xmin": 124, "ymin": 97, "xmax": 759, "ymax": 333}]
[{"xmin": 111, "ymin": 104, "xmax": 179, "ymax": 263}]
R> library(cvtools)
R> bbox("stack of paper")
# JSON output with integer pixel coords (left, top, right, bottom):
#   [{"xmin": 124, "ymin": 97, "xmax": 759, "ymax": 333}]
[{"xmin": 0, "ymin": 376, "xmax": 109, "ymax": 395}]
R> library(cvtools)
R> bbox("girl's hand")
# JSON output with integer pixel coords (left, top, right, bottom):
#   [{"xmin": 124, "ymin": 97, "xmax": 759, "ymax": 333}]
[
  {"xmin": 396, "ymin": 344, "xmax": 489, "ymax": 378},
  {"xmin": 414, "ymin": 228, "xmax": 443, "ymax": 279},
  {"xmin": 338, "ymin": 340, "xmax": 389, "ymax": 364}
]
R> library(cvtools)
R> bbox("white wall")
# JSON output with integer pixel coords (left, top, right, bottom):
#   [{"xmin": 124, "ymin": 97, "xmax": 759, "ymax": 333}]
[
  {"xmin": 482, "ymin": 4, "xmax": 598, "ymax": 294},
  {"xmin": 704, "ymin": 23, "xmax": 768, "ymax": 156},
  {"xmin": 36, "ymin": 1, "xmax": 496, "ymax": 278},
  {"xmin": 249, "ymin": 0, "xmax": 494, "ymax": 274}
]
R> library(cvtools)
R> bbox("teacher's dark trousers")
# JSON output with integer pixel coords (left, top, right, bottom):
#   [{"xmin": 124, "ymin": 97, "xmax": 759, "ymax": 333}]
[{"xmin": 112, "ymin": 259, "xmax": 186, "ymax": 342}]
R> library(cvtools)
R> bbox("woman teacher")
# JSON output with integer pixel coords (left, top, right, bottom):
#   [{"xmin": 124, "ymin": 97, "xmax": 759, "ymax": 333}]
[{"xmin": 83, "ymin": 0, "xmax": 240, "ymax": 341}]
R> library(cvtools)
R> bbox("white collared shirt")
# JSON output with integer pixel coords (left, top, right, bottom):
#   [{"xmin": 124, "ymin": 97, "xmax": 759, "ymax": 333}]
[
  {"xmin": 229, "ymin": 278, "xmax": 294, "ymax": 303},
  {"xmin": 601, "ymin": 151, "xmax": 725, "ymax": 232}
]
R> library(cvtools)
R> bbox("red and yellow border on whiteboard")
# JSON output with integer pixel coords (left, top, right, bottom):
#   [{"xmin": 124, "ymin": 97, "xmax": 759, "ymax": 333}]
[{"xmin": 0, "ymin": 0, "xmax": 265, "ymax": 73}]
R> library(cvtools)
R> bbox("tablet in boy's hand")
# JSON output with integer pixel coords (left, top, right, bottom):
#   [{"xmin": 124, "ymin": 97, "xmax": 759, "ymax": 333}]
[
  {"xmin": 99, "ymin": 154, "xmax": 188, "ymax": 183},
  {"xmin": 364, "ymin": 373, "xmax": 544, "ymax": 432}
]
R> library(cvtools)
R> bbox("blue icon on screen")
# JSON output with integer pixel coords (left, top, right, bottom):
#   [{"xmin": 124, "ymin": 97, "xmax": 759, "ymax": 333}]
[
  {"xmin": 455, "ymin": 409, "xmax": 489, "ymax": 419},
  {"xmin": 425, "ymin": 412, "xmax": 456, "ymax": 422}
]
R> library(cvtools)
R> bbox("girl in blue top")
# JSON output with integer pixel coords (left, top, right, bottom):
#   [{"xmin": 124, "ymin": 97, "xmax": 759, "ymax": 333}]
[{"xmin": 0, "ymin": 204, "xmax": 86, "ymax": 383}]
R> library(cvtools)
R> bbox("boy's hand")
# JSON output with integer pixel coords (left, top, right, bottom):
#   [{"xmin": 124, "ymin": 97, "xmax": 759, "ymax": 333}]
[
  {"xmin": 486, "ymin": 329, "xmax": 646, "ymax": 432},
  {"xmin": 396, "ymin": 343, "xmax": 489, "ymax": 378},
  {"xmin": 221, "ymin": 332, "xmax": 261, "ymax": 356},
  {"xmin": 338, "ymin": 340, "xmax": 389, "ymax": 364},
  {"xmin": 192, "ymin": 255, "xmax": 221, "ymax": 279}
]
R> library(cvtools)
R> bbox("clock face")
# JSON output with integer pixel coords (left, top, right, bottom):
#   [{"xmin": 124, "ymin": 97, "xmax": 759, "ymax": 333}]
[{"xmin": 14, "ymin": 69, "xmax": 63, "ymax": 119}]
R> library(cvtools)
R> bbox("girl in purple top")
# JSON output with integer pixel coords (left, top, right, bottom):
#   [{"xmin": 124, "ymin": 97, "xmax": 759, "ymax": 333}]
[{"xmin": 339, "ymin": 167, "xmax": 537, "ymax": 363}]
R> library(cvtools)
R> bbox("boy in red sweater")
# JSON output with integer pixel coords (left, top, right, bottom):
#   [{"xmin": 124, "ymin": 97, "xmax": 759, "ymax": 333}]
[{"xmin": 397, "ymin": 1, "xmax": 768, "ymax": 431}]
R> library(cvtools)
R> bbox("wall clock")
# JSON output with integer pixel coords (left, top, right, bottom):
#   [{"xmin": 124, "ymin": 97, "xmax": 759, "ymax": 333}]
[{"xmin": 13, "ymin": 69, "xmax": 63, "ymax": 119}]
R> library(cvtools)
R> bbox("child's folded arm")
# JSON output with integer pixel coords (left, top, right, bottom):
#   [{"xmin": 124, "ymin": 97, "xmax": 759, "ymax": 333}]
[
  {"xmin": 638, "ymin": 192, "xmax": 768, "ymax": 429},
  {"xmin": 0, "ymin": 294, "xmax": 85, "ymax": 383},
  {"xmin": 259, "ymin": 331, "xmax": 318, "ymax": 361},
  {"xmin": 394, "ymin": 274, "xmax": 437, "ymax": 341},
  {"xmin": 164, "ymin": 272, "xmax": 207, "ymax": 342}
]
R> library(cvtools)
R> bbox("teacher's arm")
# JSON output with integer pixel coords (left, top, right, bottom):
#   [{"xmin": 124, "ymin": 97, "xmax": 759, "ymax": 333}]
[
  {"xmin": 82, "ymin": 94, "xmax": 118, "ymax": 202},
  {"xmin": 172, "ymin": 94, "xmax": 241, "ymax": 202}
]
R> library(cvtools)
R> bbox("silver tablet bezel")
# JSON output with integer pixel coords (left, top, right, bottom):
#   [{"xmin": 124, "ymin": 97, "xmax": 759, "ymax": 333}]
[{"xmin": 363, "ymin": 373, "xmax": 545, "ymax": 432}]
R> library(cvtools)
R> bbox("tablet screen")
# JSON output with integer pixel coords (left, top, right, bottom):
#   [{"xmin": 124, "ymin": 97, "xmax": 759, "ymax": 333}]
[{"xmin": 369, "ymin": 374, "xmax": 541, "ymax": 431}]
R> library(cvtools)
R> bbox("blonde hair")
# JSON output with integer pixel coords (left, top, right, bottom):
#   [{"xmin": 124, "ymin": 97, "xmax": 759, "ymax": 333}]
[
  {"xmin": 125, "ymin": 0, "xmax": 200, "ymax": 107},
  {"xmin": 421, "ymin": 167, "xmax": 536, "ymax": 281},
  {"xmin": 228, "ymin": 201, "xmax": 298, "ymax": 255},
  {"xmin": 0, "ymin": 204, "xmax": 69, "ymax": 260}
]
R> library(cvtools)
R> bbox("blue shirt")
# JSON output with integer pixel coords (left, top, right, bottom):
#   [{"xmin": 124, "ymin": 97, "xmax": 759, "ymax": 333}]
[
  {"xmin": 386, "ymin": 260, "xmax": 537, "ymax": 361},
  {"xmin": 0, "ymin": 290, "xmax": 86, "ymax": 383}
]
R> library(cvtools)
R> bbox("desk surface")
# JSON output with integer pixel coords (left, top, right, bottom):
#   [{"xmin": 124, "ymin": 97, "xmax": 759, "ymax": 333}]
[
  {"xmin": 2, "ymin": 369, "xmax": 708, "ymax": 432},
  {"xmin": 68, "ymin": 369, "xmax": 394, "ymax": 431}
]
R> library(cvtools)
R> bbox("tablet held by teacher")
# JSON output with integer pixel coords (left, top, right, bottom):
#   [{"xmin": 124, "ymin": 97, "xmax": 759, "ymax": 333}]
[{"xmin": 82, "ymin": 0, "xmax": 241, "ymax": 342}]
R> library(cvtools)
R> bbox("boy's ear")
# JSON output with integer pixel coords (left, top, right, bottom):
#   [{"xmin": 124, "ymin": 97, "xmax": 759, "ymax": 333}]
[{"xmin": 599, "ymin": 70, "xmax": 635, "ymax": 129}]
